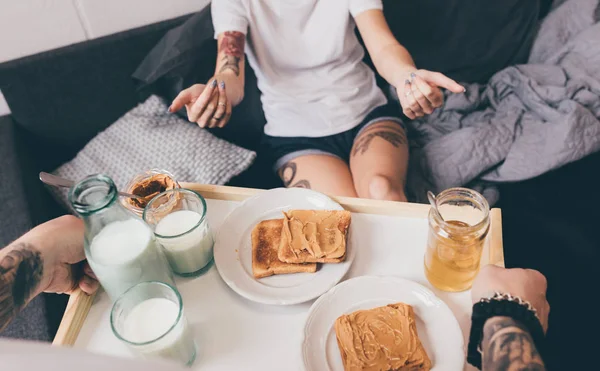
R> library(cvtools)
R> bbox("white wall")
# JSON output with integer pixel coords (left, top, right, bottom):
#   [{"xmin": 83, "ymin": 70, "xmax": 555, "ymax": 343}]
[{"xmin": 0, "ymin": 0, "xmax": 211, "ymax": 116}]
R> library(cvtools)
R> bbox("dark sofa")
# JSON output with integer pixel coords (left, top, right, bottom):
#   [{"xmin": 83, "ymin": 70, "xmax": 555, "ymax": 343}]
[{"xmin": 0, "ymin": 1, "xmax": 595, "ymax": 368}]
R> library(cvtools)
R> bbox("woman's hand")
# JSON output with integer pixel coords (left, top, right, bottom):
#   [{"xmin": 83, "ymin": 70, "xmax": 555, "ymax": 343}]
[
  {"xmin": 169, "ymin": 77, "xmax": 233, "ymax": 129},
  {"xmin": 397, "ymin": 70, "xmax": 465, "ymax": 120}
]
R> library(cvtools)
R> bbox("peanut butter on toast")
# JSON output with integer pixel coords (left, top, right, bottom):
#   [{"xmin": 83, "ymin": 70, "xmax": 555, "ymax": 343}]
[
  {"xmin": 278, "ymin": 210, "xmax": 351, "ymax": 264},
  {"xmin": 334, "ymin": 303, "xmax": 432, "ymax": 371},
  {"xmin": 251, "ymin": 219, "xmax": 317, "ymax": 278}
]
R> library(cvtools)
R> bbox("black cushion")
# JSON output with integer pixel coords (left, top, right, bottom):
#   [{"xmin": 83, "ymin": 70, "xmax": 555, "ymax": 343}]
[
  {"xmin": 382, "ymin": 0, "xmax": 544, "ymax": 83},
  {"xmin": 0, "ymin": 16, "xmax": 190, "ymax": 170}
]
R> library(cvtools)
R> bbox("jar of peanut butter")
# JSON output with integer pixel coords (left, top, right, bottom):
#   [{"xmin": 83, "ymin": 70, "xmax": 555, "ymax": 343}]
[
  {"xmin": 424, "ymin": 187, "xmax": 490, "ymax": 292},
  {"xmin": 121, "ymin": 169, "xmax": 181, "ymax": 217}
]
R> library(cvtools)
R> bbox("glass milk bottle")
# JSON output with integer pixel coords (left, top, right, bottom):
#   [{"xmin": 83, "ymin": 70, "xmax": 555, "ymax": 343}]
[{"xmin": 69, "ymin": 174, "xmax": 175, "ymax": 301}]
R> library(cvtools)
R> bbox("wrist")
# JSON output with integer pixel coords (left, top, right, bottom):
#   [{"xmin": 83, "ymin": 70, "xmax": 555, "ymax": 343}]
[
  {"xmin": 213, "ymin": 72, "xmax": 244, "ymax": 106},
  {"xmin": 467, "ymin": 292, "xmax": 544, "ymax": 368},
  {"xmin": 391, "ymin": 64, "xmax": 416, "ymax": 88},
  {"xmin": 2, "ymin": 239, "xmax": 50, "ymax": 301},
  {"xmin": 13, "ymin": 235, "xmax": 54, "ymax": 295}
]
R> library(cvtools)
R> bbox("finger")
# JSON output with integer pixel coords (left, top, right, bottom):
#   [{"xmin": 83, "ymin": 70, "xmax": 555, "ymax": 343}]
[
  {"xmin": 406, "ymin": 89, "xmax": 424, "ymax": 117},
  {"xmin": 410, "ymin": 74, "xmax": 434, "ymax": 114},
  {"xmin": 170, "ymin": 89, "xmax": 193, "ymax": 113},
  {"xmin": 212, "ymin": 81, "xmax": 228, "ymax": 127},
  {"xmin": 413, "ymin": 74, "xmax": 444, "ymax": 107},
  {"xmin": 79, "ymin": 275, "xmax": 100, "ymax": 295},
  {"xmin": 189, "ymin": 80, "xmax": 218, "ymax": 122},
  {"xmin": 83, "ymin": 262, "xmax": 97, "ymax": 280},
  {"xmin": 419, "ymin": 70, "xmax": 465, "ymax": 93},
  {"xmin": 398, "ymin": 84, "xmax": 416, "ymax": 120},
  {"xmin": 199, "ymin": 94, "xmax": 219, "ymax": 128},
  {"xmin": 219, "ymin": 102, "xmax": 232, "ymax": 128},
  {"xmin": 170, "ymin": 85, "xmax": 205, "ymax": 113}
]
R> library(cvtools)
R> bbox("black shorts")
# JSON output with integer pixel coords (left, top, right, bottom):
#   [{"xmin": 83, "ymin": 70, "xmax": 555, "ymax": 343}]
[{"xmin": 263, "ymin": 103, "xmax": 405, "ymax": 171}]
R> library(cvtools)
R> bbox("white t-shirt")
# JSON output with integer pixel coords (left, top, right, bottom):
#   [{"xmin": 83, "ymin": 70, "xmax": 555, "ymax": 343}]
[{"xmin": 212, "ymin": 0, "xmax": 388, "ymax": 138}]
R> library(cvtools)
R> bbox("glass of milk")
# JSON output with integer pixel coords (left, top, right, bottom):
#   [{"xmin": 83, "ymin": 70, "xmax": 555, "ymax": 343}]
[
  {"xmin": 111, "ymin": 281, "xmax": 196, "ymax": 366},
  {"xmin": 143, "ymin": 189, "xmax": 214, "ymax": 277},
  {"xmin": 69, "ymin": 174, "xmax": 175, "ymax": 301}
]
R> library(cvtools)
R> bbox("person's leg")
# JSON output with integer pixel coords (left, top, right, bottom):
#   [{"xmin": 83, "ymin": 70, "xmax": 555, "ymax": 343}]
[
  {"xmin": 278, "ymin": 154, "xmax": 358, "ymax": 197},
  {"xmin": 350, "ymin": 121, "xmax": 409, "ymax": 201}
]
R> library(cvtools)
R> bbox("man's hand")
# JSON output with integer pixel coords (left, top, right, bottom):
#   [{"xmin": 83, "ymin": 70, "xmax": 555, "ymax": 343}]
[
  {"xmin": 1, "ymin": 216, "xmax": 98, "ymax": 332},
  {"xmin": 472, "ymin": 265, "xmax": 550, "ymax": 332},
  {"xmin": 398, "ymin": 70, "xmax": 465, "ymax": 120},
  {"xmin": 169, "ymin": 76, "xmax": 233, "ymax": 129},
  {"xmin": 16, "ymin": 215, "xmax": 99, "ymax": 296}
]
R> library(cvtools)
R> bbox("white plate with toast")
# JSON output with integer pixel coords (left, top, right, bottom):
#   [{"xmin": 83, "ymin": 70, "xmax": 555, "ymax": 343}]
[
  {"xmin": 214, "ymin": 188, "xmax": 355, "ymax": 305},
  {"xmin": 302, "ymin": 276, "xmax": 465, "ymax": 371}
]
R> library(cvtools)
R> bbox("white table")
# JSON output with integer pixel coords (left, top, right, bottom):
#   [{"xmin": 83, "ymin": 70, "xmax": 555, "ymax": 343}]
[{"xmin": 63, "ymin": 192, "xmax": 502, "ymax": 371}]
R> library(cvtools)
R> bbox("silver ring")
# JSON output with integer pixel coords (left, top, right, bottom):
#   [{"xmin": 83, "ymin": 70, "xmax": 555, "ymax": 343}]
[
  {"xmin": 217, "ymin": 102, "xmax": 226, "ymax": 107},
  {"xmin": 212, "ymin": 115, "xmax": 222, "ymax": 120},
  {"xmin": 405, "ymin": 90, "xmax": 412, "ymax": 97}
]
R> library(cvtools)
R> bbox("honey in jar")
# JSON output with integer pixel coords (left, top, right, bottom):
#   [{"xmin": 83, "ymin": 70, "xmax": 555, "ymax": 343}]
[{"xmin": 424, "ymin": 188, "xmax": 490, "ymax": 292}]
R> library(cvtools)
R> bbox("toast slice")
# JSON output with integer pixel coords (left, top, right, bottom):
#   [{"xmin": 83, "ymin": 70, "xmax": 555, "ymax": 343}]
[
  {"xmin": 278, "ymin": 210, "xmax": 351, "ymax": 264},
  {"xmin": 335, "ymin": 303, "xmax": 432, "ymax": 371},
  {"xmin": 251, "ymin": 219, "xmax": 317, "ymax": 279}
]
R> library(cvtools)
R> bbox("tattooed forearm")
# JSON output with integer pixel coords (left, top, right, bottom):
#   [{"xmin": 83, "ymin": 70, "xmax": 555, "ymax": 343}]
[
  {"xmin": 482, "ymin": 316, "xmax": 546, "ymax": 371},
  {"xmin": 218, "ymin": 31, "xmax": 245, "ymax": 76},
  {"xmin": 0, "ymin": 243, "xmax": 43, "ymax": 331},
  {"xmin": 278, "ymin": 161, "xmax": 311, "ymax": 189},
  {"xmin": 352, "ymin": 126, "xmax": 407, "ymax": 156}
]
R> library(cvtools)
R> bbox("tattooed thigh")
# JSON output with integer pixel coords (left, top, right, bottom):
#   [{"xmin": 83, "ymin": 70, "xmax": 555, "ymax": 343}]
[
  {"xmin": 352, "ymin": 124, "xmax": 408, "ymax": 157},
  {"xmin": 278, "ymin": 161, "xmax": 312, "ymax": 189}
]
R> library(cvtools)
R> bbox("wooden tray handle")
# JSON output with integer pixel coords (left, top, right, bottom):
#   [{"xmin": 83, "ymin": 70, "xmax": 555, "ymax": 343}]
[
  {"xmin": 489, "ymin": 208, "xmax": 505, "ymax": 267},
  {"xmin": 52, "ymin": 288, "xmax": 96, "ymax": 346}
]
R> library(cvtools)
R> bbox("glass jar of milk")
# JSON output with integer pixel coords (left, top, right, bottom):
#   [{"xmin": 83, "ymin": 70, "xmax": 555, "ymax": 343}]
[
  {"xmin": 69, "ymin": 174, "xmax": 175, "ymax": 301},
  {"xmin": 143, "ymin": 189, "xmax": 214, "ymax": 277}
]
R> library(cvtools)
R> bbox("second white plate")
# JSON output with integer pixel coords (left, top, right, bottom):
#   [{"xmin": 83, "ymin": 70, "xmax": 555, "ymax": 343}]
[
  {"xmin": 213, "ymin": 188, "xmax": 355, "ymax": 305},
  {"xmin": 302, "ymin": 276, "xmax": 465, "ymax": 371}
]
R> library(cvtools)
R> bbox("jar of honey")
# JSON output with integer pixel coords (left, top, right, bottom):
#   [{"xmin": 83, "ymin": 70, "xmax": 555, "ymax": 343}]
[{"xmin": 424, "ymin": 187, "xmax": 490, "ymax": 292}]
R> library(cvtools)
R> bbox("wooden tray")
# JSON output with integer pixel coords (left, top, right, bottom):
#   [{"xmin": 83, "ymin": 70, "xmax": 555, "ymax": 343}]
[{"xmin": 53, "ymin": 183, "xmax": 504, "ymax": 347}]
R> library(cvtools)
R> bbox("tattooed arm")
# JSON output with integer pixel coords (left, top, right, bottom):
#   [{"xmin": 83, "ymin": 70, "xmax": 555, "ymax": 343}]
[
  {"xmin": 169, "ymin": 30, "xmax": 246, "ymax": 128},
  {"xmin": 214, "ymin": 31, "xmax": 246, "ymax": 105},
  {"xmin": 472, "ymin": 266, "xmax": 550, "ymax": 371},
  {"xmin": 482, "ymin": 317, "xmax": 546, "ymax": 371},
  {"xmin": 353, "ymin": 9, "xmax": 464, "ymax": 119},
  {"xmin": 0, "ymin": 216, "xmax": 98, "ymax": 332},
  {"xmin": 0, "ymin": 244, "xmax": 43, "ymax": 331}
]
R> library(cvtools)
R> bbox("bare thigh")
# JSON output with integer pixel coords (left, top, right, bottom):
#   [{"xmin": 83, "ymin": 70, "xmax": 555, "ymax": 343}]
[
  {"xmin": 278, "ymin": 154, "xmax": 358, "ymax": 197},
  {"xmin": 350, "ymin": 121, "xmax": 409, "ymax": 201}
]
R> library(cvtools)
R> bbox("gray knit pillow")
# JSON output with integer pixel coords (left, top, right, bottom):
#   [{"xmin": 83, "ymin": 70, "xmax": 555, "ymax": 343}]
[{"xmin": 52, "ymin": 95, "xmax": 255, "ymax": 209}]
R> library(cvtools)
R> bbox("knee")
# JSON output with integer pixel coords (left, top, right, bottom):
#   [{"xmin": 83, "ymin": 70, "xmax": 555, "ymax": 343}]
[{"xmin": 367, "ymin": 175, "xmax": 407, "ymax": 202}]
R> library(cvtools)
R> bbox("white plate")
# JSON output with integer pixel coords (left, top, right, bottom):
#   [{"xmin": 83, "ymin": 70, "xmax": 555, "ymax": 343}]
[
  {"xmin": 214, "ymin": 188, "xmax": 355, "ymax": 305},
  {"xmin": 302, "ymin": 276, "xmax": 465, "ymax": 371}
]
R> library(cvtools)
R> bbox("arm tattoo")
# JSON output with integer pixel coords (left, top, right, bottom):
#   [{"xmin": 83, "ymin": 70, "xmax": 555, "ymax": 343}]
[
  {"xmin": 482, "ymin": 316, "xmax": 546, "ymax": 371},
  {"xmin": 0, "ymin": 243, "xmax": 43, "ymax": 331},
  {"xmin": 278, "ymin": 161, "xmax": 311, "ymax": 189},
  {"xmin": 218, "ymin": 31, "xmax": 245, "ymax": 76},
  {"xmin": 352, "ymin": 126, "xmax": 407, "ymax": 156}
]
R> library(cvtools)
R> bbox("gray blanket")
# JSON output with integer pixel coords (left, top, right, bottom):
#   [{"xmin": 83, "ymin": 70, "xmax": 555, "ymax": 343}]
[{"xmin": 404, "ymin": 0, "xmax": 600, "ymax": 204}]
